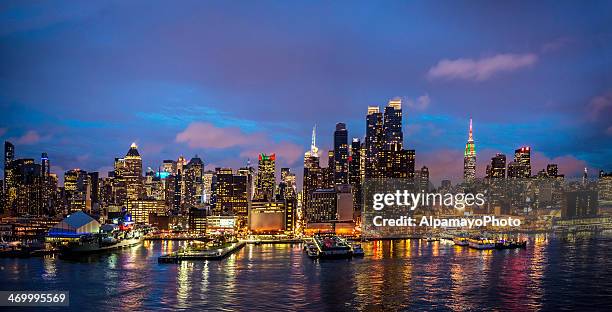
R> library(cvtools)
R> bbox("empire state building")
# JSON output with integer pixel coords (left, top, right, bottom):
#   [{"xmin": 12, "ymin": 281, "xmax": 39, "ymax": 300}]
[{"xmin": 464, "ymin": 118, "xmax": 476, "ymax": 183}]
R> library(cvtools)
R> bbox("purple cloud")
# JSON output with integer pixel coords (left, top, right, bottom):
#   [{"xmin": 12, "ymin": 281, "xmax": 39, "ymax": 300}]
[
  {"xmin": 12, "ymin": 130, "xmax": 41, "ymax": 145},
  {"xmin": 427, "ymin": 53, "xmax": 538, "ymax": 81},
  {"xmin": 176, "ymin": 122, "xmax": 303, "ymax": 165}
]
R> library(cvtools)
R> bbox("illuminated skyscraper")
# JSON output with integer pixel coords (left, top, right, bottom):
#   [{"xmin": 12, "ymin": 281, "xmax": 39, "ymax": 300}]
[
  {"xmin": 463, "ymin": 118, "xmax": 476, "ymax": 183},
  {"xmin": 280, "ymin": 167, "xmax": 297, "ymax": 199},
  {"xmin": 256, "ymin": 153, "xmax": 276, "ymax": 201},
  {"xmin": 184, "ymin": 155, "xmax": 204, "ymax": 207},
  {"xmin": 124, "ymin": 143, "xmax": 143, "ymax": 203},
  {"xmin": 514, "ymin": 146, "xmax": 531, "ymax": 178},
  {"xmin": 547, "ymin": 164, "xmax": 559, "ymax": 178},
  {"xmin": 488, "ymin": 153, "xmax": 506, "ymax": 179},
  {"xmin": 213, "ymin": 168, "xmax": 248, "ymax": 216},
  {"xmin": 365, "ymin": 106, "xmax": 384, "ymax": 178},
  {"xmin": 112, "ymin": 157, "xmax": 127, "ymax": 206},
  {"xmin": 64, "ymin": 168, "xmax": 90, "ymax": 213},
  {"xmin": 418, "ymin": 166, "xmax": 430, "ymax": 192},
  {"xmin": 3, "ymin": 141, "xmax": 15, "ymax": 211},
  {"xmin": 384, "ymin": 99, "xmax": 403, "ymax": 151},
  {"xmin": 333, "ymin": 122, "xmax": 349, "ymax": 185},
  {"xmin": 303, "ymin": 125, "xmax": 322, "ymax": 212}
]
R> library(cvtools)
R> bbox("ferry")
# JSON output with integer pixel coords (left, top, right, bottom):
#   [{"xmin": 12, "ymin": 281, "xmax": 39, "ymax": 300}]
[
  {"xmin": 468, "ymin": 237, "xmax": 496, "ymax": 250},
  {"xmin": 312, "ymin": 235, "xmax": 352, "ymax": 259}
]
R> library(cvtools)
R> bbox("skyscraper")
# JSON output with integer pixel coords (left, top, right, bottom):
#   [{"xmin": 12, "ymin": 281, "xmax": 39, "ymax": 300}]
[
  {"xmin": 547, "ymin": 164, "xmax": 559, "ymax": 178},
  {"xmin": 256, "ymin": 153, "xmax": 276, "ymax": 201},
  {"xmin": 488, "ymin": 153, "xmax": 506, "ymax": 179},
  {"xmin": 419, "ymin": 166, "xmax": 429, "ymax": 192},
  {"xmin": 514, "ymin": 146, "xmax": 531, "ymax": 178},
  {"xmin": 3, "ymin": 141, "xmax": 15, "ymax": 210},
  {"xmin": 333, "ymin": 123, "xmax": 349, "ymax": 185},
  {"xmin": 463, "ymin": 118, "xmax": 476, "ymax": 183},
  {"xmin": 384, "ymin": 99, "xmax": 403, "ymax": 151},
  {"xmin": 365, "ymin": 106, "xmax": 384, "ymax": 178},
  {"xmin": 184, "ymin": 155, "xmax": 204, "ymax": 207},
  {"xmin": 124, "ymin": 143, "xmax": 143, "ymax": 203},
  {"xmin": 64, "ymin": 168, "xmax": 90, "ymax": 213},
  {"xmin": 303, "ymin": 126, "xmax": 322, "ymax": 213}
]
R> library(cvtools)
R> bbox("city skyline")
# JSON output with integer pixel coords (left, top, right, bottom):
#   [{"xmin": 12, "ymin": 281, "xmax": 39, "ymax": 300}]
[{"xmin": 2, "ymin": 1, "xmax": 612, "ymax": 184}]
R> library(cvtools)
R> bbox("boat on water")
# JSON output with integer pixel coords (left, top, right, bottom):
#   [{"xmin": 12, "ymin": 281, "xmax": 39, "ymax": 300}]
[
  {"xmin": 468, "ymin": 237, "xmax": 496, "ymax": 250},
  {"xmin": 424, "ymin": 235, "xmax": 440, "ymax": 242},
  {"xmin": 351, "ymin": 243, "xmax": 365, "ymax": 257},
  {"xmin": 453, "ymin": 237, "xmax": 469, "ymax": 246},
  {"xmin": 495, "ymin": 239, "xmax": 527, "ymax": 249},
  {"xmin": 60, "ymin": 227, "xmax": 143, "ymax": 255},
  {"xmin": 311, "ymin": 235, "xmax": 353, "ymax": 259}
]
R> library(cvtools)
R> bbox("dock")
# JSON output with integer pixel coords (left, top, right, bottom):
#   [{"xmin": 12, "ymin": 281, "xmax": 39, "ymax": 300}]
[{"xmin": 158, "ymin": 241, "xmax": 246, "ymax": 263}]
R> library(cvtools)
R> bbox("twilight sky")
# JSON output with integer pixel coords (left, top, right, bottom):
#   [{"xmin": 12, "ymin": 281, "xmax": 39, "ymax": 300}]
[{"xmin": 1, "ymin": 0, "xmax": 611, "ymax": 185}]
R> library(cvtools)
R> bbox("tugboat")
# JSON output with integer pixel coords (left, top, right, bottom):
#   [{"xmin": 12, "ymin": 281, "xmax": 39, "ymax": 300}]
[{"xmin": 468, "ymin": 237, "xmax": 496, "ymax": 250}]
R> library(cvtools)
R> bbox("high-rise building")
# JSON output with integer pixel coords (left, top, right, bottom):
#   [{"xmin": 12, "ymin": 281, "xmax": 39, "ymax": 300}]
[
  {"xmin": 213, "ymin": 168, "xmax": 248, "ymax": 216},
  {"xmin": 124, "ymin": 143, "xmax": 143, "ymax": 203},
  {"xmin": 12, "ymin": 159, "xmax": 43, "ymax": 216},
  {"xmin": 280, "ymin": 167, "xmax": 297, "ymax": 199},
  {"xmin": 64, "ymin": 169, "xmax": 90, "ymax": 213},
  {"xmin": 303, "ymin": 126, "xmax": 323, "ymax": 214},
  {"xmin": 513, "ymin": 146, "xmax": 531, "ymax": 178},
  {"xmin": 88, "ymin": 171, "xmax": 100, "ymax": 213},
  {"xmin": 202, "ymin": 170, "xmax": 214, "ymax": 203},
  {"xmin": 384, "ymin": 99, "xmax": 403, "ymax": 151},
  {"xmin": 41, "ymin": 152, "xmax": 50, "ymax": 177},
  {"xmin": 547, "ymin": 164, "xmax": 559, "ymax": 178},
  {"xmin": 3, "ymin": 141, "xmax": 15, "ymax": 211},
  {"xmin": 488, "ymin": 153, "xmax": 506, "ymax": 179},
  {"xmin": 322, "ymin": 150, "xmax": 334, "ymax": 188},
  {"xmin": 256, "ymin": 153, "xmax": 276, "ymax": 201},
  {"xmin": 333, "ymin": 123, "xmax": 349, "ymax": 185},
  {"xmin": 419, "ymin": 166, "xmax": 429, "ymax": 192},
  {"xmin": 463, "ymin": 118, "xmax": 476, "ymax": 183},
  {"xmin": 365, "ymin": 106, "xmax": 384, "ymax": 178},
  {"xmin": 380, "ymin": 149, "xmax": 415, "ymax": 180},
  {"xmin": 184, "ymin": 155, "xmax": 204, "ymax": 207},
  {"xmin": 349, "ymin": 138, "xmax": 362, "ymax": 213}
]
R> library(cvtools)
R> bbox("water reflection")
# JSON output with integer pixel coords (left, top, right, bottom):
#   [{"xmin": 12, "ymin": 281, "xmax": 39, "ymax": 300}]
[{"xmin": 0, "ymin": 235, "xmax": 610, "ymax": 311}]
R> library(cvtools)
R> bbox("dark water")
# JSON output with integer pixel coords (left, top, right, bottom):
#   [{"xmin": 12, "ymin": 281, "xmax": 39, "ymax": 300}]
[{"xmin": 1, "ymin": 234, "xmax": 611, "ymax": 311}]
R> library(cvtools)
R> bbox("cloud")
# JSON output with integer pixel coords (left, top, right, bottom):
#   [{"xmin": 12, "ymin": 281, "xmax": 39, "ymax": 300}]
[
  {"xmin": 12, "ymin": 130, "xmax": 41, "ymax": 145},
  {"xmin": 427, "ymin": 53, "xmax": 537, "ymax": 81},
  {"xmin": 176, "ymin": 122, "xmax": 265, "ymax": 149},
  {"xmin": 176, "ymin": 122, "xmax": 303, "ymax": 165},
  {"xmin": 405, "ymin": 94, "xmax": 431, "ymax": 111},
  {"xmin": 530, "ymin": 152, "xmax": 591, "ymax": 178},
  {"xmin": 541, "ymin": 37, "xmax": 574, "ymax": 53},
  {"xmin": 586, "ymin": 93, "xmax": 612, "ymax": 121}
]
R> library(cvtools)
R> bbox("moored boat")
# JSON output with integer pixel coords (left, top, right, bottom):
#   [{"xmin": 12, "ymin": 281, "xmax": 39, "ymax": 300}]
[
  {"xmin": 453, "ymin": 237, "xmax": 469, "ymax": 246},
  {"xmin": 468, "ymin": 237, "xmax": 496, "ymax": 250}
]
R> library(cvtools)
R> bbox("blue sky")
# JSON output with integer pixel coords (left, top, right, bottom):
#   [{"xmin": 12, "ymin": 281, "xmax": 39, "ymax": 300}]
[{"xmin": 1, "ymin": 0, "xmax": 611, "ymax": 184}]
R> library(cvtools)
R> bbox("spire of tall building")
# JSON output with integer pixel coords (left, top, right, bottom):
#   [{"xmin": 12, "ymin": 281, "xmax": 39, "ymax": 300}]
[
  {"xmin": 468, "ymin": 118, "xmax": 473, "ymax": 142},
  {"xmin": 464, "ymin": 118, "xmax": 476, "ymax": 183},
  {"xmin": 311, "ymin": 124, "xmax": 318, "ymax": 156}
]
